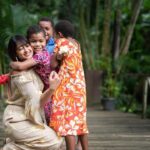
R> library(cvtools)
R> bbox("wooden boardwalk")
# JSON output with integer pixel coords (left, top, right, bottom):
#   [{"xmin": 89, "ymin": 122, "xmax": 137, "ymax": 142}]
[
  {"xmin": 87, "ymin": 106, "xmax": 150, "ymax": 150},
  {"xmin": 1, "ymin": 106, "xmax": 150, "ymax": 149}
]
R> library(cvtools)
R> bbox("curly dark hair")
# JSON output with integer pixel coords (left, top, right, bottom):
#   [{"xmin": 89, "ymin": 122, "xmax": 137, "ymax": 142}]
[
  {"xmin": 38, "ymin": 17, "xmax": 54, "ymax": 28},
  {"xmin": 26, "ymin": 25, "xmax": 46, "ymax": 40},
  {"xmin": 55, "ymin": 20, "xmax": 75, "ymax": 38}
]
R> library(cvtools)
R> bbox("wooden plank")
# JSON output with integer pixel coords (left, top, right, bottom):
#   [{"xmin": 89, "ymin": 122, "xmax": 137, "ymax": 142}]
[{"xmin": 87, "ymin": 106, "xmax": 150, "ymax": 149}]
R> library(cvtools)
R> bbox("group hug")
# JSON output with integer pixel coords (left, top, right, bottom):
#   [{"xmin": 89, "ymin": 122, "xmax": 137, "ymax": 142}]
[{"xmin": 0, "ymin": 17, "xmax": 88, "ymax": 150}]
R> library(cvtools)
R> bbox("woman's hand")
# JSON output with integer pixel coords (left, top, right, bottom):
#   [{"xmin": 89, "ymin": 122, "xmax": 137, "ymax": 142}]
[
  {"xmin": 49, "ymin": 71, "xmax": 61, "ymax": 90},
  {"xmin": 40, "ymin": 71, "xmax": 60, "ymax": 107}
]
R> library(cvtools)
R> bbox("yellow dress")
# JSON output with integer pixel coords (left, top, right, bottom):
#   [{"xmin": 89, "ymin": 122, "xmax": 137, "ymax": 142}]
[
  {"xmin": 50, "ymin": 38, "xmax": 89, "ymax": 136},
  {"xmin": 2, "ymin": 69, "xmax": 62, "ymax": 150}
]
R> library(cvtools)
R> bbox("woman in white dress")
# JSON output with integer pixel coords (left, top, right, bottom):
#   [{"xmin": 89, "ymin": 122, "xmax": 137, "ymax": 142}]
[{"xmin": 1, "ymin": 35, "xmax": 63, "ymax": 150}]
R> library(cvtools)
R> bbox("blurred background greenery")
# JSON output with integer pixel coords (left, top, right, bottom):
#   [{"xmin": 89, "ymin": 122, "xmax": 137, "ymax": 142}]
[{"xmin": 0, "ymin": 0, "xmax": 150, "ymax": 115}]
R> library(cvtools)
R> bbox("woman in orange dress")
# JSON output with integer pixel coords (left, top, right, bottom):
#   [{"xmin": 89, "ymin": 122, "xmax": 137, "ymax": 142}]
[{"xmin": 50, "ymin": 20, "xmax": 89, "ymax": 150}]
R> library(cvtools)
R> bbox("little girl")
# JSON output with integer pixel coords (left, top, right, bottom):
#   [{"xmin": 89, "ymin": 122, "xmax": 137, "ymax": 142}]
[
  {"xmin": 50, "ymin": 20, "xmax": 89, "ymax": 150},
  {"xmin": 10, "ymin": 25, "xmax": 53, "ymax": 124}
]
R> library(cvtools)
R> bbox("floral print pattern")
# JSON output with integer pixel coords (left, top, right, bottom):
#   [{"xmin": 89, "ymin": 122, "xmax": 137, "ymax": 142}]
[
  {"xmin": 33, "ymin": 49, "xmax": 52, "ymax": 124},
  {"xmin": 33, "ymin": 49, "xmax": 51, "ymax": 91},
  {"xmin": 50, "ymin": 38, "xmax": 88, "ymax": 136}
]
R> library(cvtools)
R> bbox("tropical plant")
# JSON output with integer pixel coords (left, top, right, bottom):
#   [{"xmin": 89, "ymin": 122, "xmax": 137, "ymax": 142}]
[
  {"xmin": 0, "ymin": 1, "xmax": 38, "ymax": 74},
  {"xmin": 98, "ymin": 56, "xmax": 122, "ymax": 99},
  {"xmin": 102, "ymin": 77, "xmax": 121, "ymax": 99},
  {"xmin": 0, "ymin": 1, "xmax": 38, "ymax": 99}
]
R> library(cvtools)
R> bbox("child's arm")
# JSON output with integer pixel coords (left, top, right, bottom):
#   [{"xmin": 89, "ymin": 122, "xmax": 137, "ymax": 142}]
[
  {"xmin": 10, "ymin": 58, "xmax": 37, "ymax": 71},
  {"xmin": 50, "ymin": 53, "xmax": 64, "ymax": 69},
  {"xmin": 51, "ymin": 38, "xmax": 68, "ymax": 69}
]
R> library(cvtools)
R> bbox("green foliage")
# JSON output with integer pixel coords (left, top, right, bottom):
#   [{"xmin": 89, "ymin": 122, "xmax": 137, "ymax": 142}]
[
  {"xmin": 97, "ymin": 56, "xmax": 122, "ymax": 99},
  {"xmin": 101, "ymin": 77, "xmax": 122, "ymax": 98},
  {"xmin": 0, "ymin": 2, "xmax": 38, "ymax": 73},
  {"xmin": 143, "ymin": 0, "xmax": 150, "ymax": 10},
  {"xmin": 118, "ymin": 51, "xmax": 150, "ymax": 74},
  {"xmin": 116, "ymin": 94, "xmax": 140, "ymax": 113},
  {"xmin": 0, "ymin": 98, "xmax": 7, "ymax": 111}
]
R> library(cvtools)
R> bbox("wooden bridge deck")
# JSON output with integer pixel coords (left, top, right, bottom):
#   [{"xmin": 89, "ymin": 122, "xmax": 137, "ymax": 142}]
[
  {"xmin": 1, "ymin": 105, "xmax": 150, "ymax": 149},
  {"xmin": 87, "ymin": 106, "xmax": 150, "ymax": 150}
]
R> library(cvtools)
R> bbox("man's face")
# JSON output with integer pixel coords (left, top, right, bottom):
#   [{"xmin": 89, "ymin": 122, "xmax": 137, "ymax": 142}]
[{"xmin": 39, "ymin": 21, "xmax": 53, "ymax": 42}]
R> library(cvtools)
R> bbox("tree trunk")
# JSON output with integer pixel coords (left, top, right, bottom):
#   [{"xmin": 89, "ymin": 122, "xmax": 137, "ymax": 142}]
[
  {"xmin": 95, "ymin": 0, "xmax": 100, "ymax": 57},
  {"xmin": 112, "ymin": 8, "xmax": 121, "ymax": 61},
  {"xmin": 121, "ymin": 0, "xmax": 143, "ymax": 55},
  {"xmin": 101, "ymin": 0, "xmax": 111, "ymax": 56},
  {"xmin": 79, "ymin": 6, "xmax": 90, "ymax": 69},
  {"xmin": 78, "ymin": 2, "xmax": 97, "ymax": 70}
]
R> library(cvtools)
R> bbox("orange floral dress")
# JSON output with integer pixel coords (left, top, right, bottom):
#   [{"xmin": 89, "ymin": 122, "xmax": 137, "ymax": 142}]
[{"xmin": 50, "ymin": 38, "xmax": 89, "ymax": 136}]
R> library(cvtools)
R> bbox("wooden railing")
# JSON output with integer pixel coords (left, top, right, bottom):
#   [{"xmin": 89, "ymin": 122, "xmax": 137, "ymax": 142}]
[{"xmin": 142, "ymin": 77, "xmax": 150, "ymax": 118}]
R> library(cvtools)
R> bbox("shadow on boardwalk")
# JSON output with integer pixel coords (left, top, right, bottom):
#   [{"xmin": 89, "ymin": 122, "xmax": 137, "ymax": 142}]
[{"xmin": 1, "ymin": 105, "xmax": 150, "ymax": 149}]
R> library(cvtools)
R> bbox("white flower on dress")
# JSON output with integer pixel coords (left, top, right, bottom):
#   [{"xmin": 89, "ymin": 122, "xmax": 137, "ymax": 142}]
[{"xmin": 59, "ymin": 46, "xmax": 69, "ymax": 54}]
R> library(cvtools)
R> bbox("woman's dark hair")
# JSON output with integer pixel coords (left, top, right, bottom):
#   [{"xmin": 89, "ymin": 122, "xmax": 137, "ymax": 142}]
[
  {"xmin": 55, "ymin": 20, "xmax": 75, "ymax": 38},
  {"xmin": 7, "ymin": 35, "xmax": 28, "ymax": 61},
  {"xmin": 38, "ymin": 17, "xmax": 54, "ymax": 28},
  {"xmin": 26, "ymin": 25, "xmax": 46, "ymax": 40}
]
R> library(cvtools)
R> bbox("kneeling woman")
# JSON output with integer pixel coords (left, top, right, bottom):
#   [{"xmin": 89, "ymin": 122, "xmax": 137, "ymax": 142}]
[{"xmin": 2, "ymin": 35, "xmax": 62, "ymax": 150}]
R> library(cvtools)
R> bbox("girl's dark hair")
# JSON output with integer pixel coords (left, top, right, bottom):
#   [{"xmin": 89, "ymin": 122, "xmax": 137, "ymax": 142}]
[
  {"xmin": 26, "ymin": 25, "xmax": 46, "ymax": 40},
  {"xmin": 7, "ymin": 35, "xmax": 28, "ymax": 61},
  {"xmin": 55, "ymin": 20, "xmax": 75, "ymax": 38},
  {"xmin": 38, "ymin": 17, "xmax": 54, "ymax": 28}
]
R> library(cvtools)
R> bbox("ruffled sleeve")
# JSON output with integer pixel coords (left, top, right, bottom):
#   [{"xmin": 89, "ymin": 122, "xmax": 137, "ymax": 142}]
[
  {"xmin": 32, "ymin": 50, "xmax": 50, "ymax": 65},
  {"xmin": 12, "ymin": 72, "xmax": 45, "ymax": 128}
]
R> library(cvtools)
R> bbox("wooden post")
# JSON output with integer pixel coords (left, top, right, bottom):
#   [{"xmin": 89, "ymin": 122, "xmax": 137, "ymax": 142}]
[{"xmin": 142, "ymin": 77, "xmax": 150, "ymax": 119}]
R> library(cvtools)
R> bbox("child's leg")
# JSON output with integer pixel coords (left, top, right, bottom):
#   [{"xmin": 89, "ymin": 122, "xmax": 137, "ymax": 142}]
[
  {"xmin": 65, "ymin": 135, "xmax": 76, "ymax": 150},
  {"xmin": 75, "ymin": 138, "xmax": 82, "ymax": 150},
  {"xmin": 44, "ymin": 100, "xmax": 52, "ymax": 124},
  {"xmin": 78, "ymin": 134, "xmax": 88, "ymax": 150}
]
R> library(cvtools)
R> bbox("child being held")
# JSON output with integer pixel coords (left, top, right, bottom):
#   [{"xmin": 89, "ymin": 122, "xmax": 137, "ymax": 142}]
[{"xmin": 10, "ymin": 25, "xmax": 53, "ymax": 124}]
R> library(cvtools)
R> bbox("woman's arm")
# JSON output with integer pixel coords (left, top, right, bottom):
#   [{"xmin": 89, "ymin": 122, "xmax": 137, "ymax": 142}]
[
  {"xmin": 40, "ymin": 71, "xmax": 60, "ymax": 107},
  {"xmin": 10, "ymin": 58, "xmax": 37, "ymax": 71},
  {"xmin": 13, "ymin": 70, "xmax": 60, "ymax": 125},
  {"xmin": 14, "ymin": 70, "xmax": 60, "ymax": 108}
]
